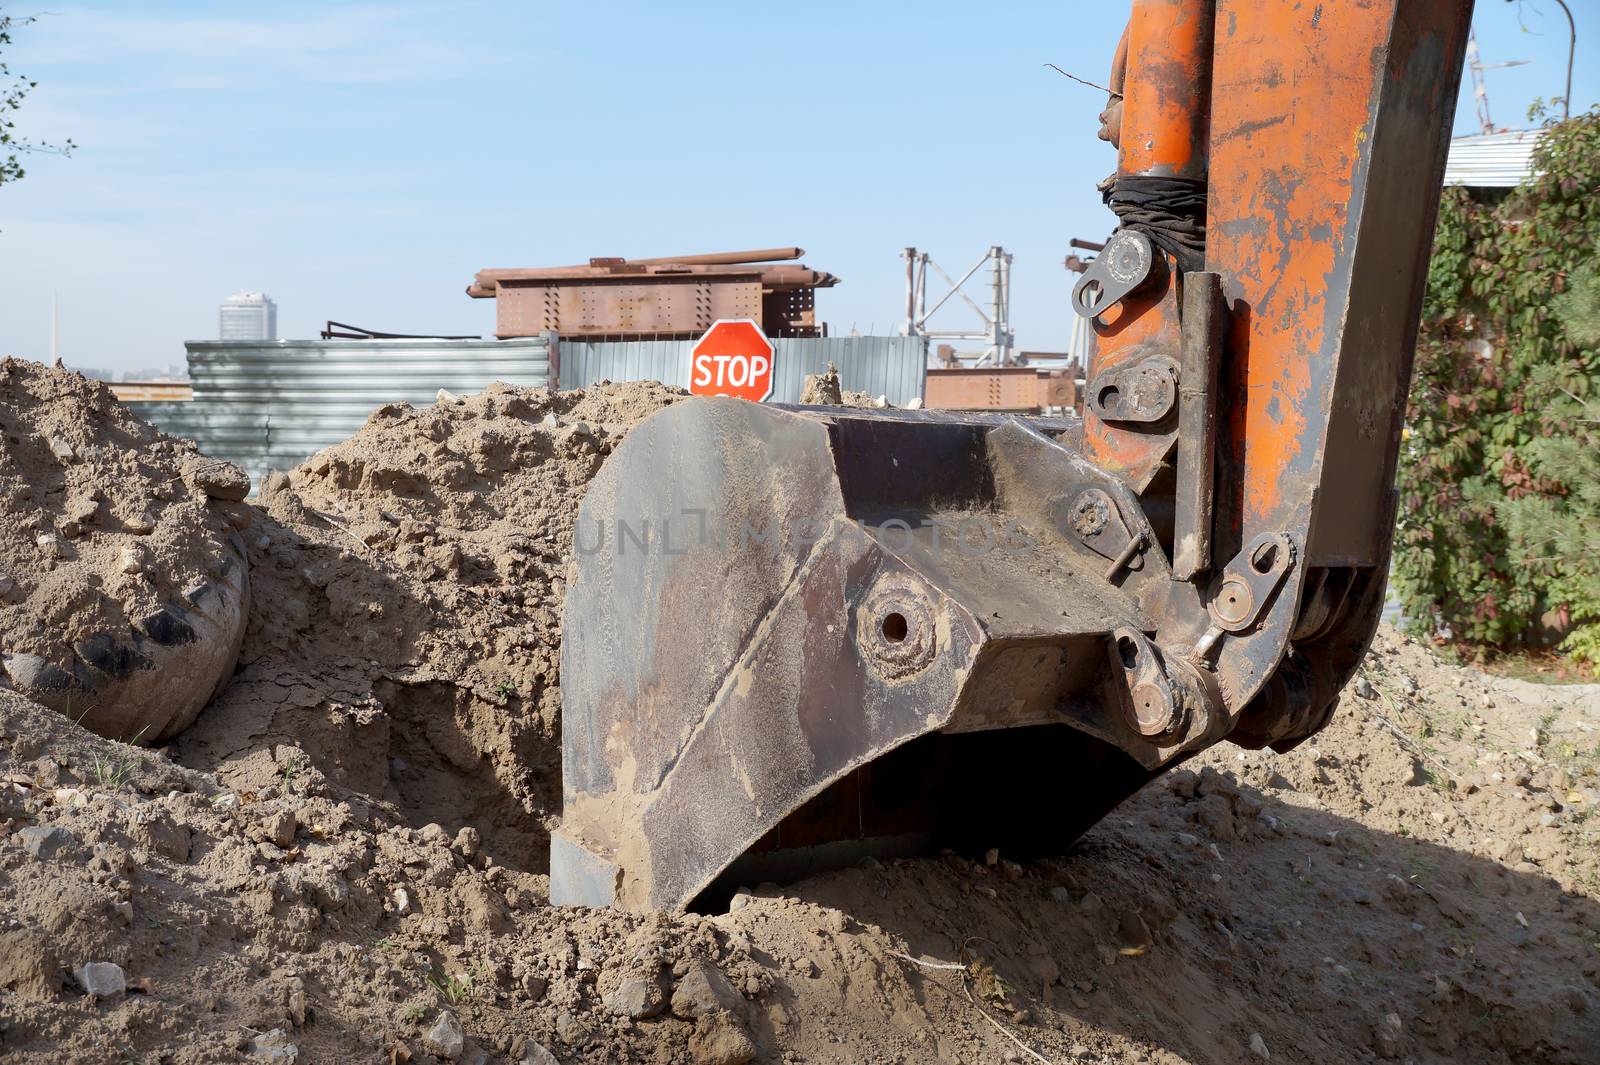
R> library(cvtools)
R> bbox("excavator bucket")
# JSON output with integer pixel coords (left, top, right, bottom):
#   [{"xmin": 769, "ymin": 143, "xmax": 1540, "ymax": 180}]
[
  {"xmin": 554, "ymin": 402, "xmax": 1206, "ymax": 909},
  {"xmin": 551, "ymin": 0, "xmax": 1473, "ymax": 912}
]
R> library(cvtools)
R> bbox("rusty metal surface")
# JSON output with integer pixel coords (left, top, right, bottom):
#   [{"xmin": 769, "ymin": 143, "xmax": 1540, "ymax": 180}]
[
  {"xmin": 1204, "ymin": 0, "xmax": 1472, "ymax": 716},
  {"xmin": 1075, "ymin": 2, "xmax": 1213, "ymax": 489},
  {"xmin": 470, "ymin": 249, "xmax": 838, "ymax": 339},
  {"xmin": 1172, "ymin": 272, "xmax": 1224, "ymax": 579},
  {"xmin": 1099, "ymin": 25, "xmax": 1129, "ymax": 148},
  {"xmin": 1078, "ymin": 269, "xmax": 1183, "ymax": 489},
  {"xmin": 1078, "ymin": 0, "xmax": 1212, "ymax": 488},
  {"xmin": 473, "ymin": 263, "xmax": 835, "ymax": 295},
  {"xmin": 1072, "ymin": 230, "xmax": 1158, "ymax": 318},
  {"xmin": 473, "ymin": 249, "xmax": 810, "ymax": 288},
  {"xmin": 925, "ymin": 367, "xmax": 1077, "ymax": 413},
  {"xmin": 496, "ymin": 277, "xmax": 764, "ymax": 338},
  {"xmin": 604, "ymin": 247, "xmax": 804, "ymax": 268},
  {"xmin": 1038, "ymin": 371, "xmax": 1079, "ymax": 411},
  {"xmin": 555, "ymin": 401, "xmax": 1218, "ymax": 911}
]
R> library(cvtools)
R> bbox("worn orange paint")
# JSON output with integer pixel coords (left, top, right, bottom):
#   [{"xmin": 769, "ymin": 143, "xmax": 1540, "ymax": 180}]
[
  {"xmin": 1207, "ymin": 0, "xmax": 1395, "ymax": 534},
  {"xmin": 1118, "ymin": 0, "xmax": 1213, "ymax": 179},
  {"xmin": 1099, "ymin": 25, "xmax": 1130, "ymax": 147},
  {"xmin": 1081, "ymin": 0, "xmax": 1213, "ymax": 488},
  {"xmin": 1080, "ymin": 271, "xmax": 1185, "ymax": 489}
]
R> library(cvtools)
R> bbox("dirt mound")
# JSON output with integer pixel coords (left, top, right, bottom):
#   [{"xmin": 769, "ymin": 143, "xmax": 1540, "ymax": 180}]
[
  {"xmin": 1, "ymin": 378, "xmax": 1596, "ymax": 1063},
  {"xmin": 0, "ymin": 359, "xmax": 249, "ymax": 742},
  {"xmin": 0, "ymin": 686, "xmax": 763, "ymax": 1064},
  {"xmin": 173, "ymin": 381, "xmax": 686, "ymax": 875}
]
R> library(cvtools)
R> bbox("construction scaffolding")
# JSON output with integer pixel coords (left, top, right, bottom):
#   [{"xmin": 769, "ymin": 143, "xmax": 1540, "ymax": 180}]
[{"xmin": 900, "ymin": 246, "xmax": 1015, "ymax": 366}]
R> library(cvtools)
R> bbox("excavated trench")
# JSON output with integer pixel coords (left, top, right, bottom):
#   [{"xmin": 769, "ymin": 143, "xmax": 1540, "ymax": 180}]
[{"xmin": 380, "ymin": 679, "xmax": 553, "ymax": 873}]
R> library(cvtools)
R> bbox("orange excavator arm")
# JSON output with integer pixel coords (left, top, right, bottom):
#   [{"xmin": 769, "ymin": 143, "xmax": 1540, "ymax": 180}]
[{"xmin": 553, "ymin": 0, "xmax": 1474, "ymax": 911}]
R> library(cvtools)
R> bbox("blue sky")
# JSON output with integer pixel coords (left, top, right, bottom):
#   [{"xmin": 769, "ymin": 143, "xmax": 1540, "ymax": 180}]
[{"xmin": 0, "ymin": 1, "xmax": 1594, "ymax": 373}]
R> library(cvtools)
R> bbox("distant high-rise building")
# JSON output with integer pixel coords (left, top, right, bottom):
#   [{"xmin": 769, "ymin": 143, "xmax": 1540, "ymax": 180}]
[{"xmin": 219, "ymin": 291, "xmax": 278, "ymax": 341}]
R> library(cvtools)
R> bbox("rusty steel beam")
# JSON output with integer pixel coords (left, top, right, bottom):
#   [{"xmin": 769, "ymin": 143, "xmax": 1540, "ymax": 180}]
[
  {"xmin": 1172, "ymin": 272, "xmax": 1225, "ymax": 580},
  {"xmin": 494, "ymin": 277, "xmax": 762, "ymax": 338},
  {"xmin": 469, "ymin": 264, "xmax": 838, "ymax": 300},
  {"xmin": 486, "ymin": 275, "xmax": 839, "ymax": 339},
  {"xmin": 610, "ymin": 247, "xmax": 804, "ymax": 268},
  {"xmin": 472, "ymin": 249, "xmax": 840, "ymax": 338}
]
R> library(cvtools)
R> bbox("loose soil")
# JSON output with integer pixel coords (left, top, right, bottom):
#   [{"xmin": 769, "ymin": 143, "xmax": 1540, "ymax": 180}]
[{"xmin": 0, "ymin": 364, "xmax": 1595, "ymax": 1064}]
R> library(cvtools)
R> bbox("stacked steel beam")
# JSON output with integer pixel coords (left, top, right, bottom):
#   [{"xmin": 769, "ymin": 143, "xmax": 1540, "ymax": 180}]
[{"xmin": 468, "ymin": 248, "xmax": 839, "ymax": 340}]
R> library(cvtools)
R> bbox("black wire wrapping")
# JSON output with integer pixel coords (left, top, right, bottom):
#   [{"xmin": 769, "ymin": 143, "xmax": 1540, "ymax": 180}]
[{"xmin": 1102, "ymin": 175, "xmax": 1208, "ymax": 273}]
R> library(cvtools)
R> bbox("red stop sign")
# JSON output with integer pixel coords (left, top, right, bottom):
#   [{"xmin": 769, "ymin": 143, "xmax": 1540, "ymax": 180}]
[{"xmin": 690, "ymin": 319, "xmax": 774, "ymax": 403}]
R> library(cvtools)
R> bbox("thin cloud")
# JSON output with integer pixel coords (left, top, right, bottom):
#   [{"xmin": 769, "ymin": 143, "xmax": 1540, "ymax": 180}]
[{"xmin": 20, "ymin": 3, "xmax": 522, "ymax": 87}]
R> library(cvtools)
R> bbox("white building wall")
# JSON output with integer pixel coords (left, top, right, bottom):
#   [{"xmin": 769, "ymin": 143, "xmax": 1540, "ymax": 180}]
[{"xmin": 218, "ymin": 292, "xmax": 278, "ymax": 341}]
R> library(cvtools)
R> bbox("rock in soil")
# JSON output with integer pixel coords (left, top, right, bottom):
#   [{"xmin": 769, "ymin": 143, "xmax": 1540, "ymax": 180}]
[
  {"xmin": 423, "ymin": 1011, "xmax": 465, "ymax": 1059},
  {"xmin": 520, "ymin": 1043, "xmax": 562, "ymax": 1065},
  {"xmin": 247, "ymin": 1028, "xmax": 300, "ymax": 1063},
  {"xmin": 17, "ymin": 825, "xmax": 71, "ymax": 859},
  {"xmin": 798, "ymin": 364, "xmax": 843, "ymax": 405},
  {"xmin": 184, "ymin": 456, "xmax": 252, "ymax": 501},
  {"xmin": 74, "ymin": 961, "xmax": 126, "ymax": 999},
  {"xmin": 671, "ymin": 958, "xmax": 744, "ymax": 1019},
  {"xmin": 603, "ymin": 970, "xmax": 667, "ymax": 1019},
  {"xmin": 262, "ymin": 809, "xmax": 297, "ymax": 849}
]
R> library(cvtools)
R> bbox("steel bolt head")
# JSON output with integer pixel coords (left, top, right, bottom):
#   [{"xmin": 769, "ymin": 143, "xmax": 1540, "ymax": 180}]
[
  {"xmin": 1068, "ymin": 491, "xmax": 1110, "ymax": 538},
  {"xmin": 1104, "ymin": 231, "xmax": 1154, "ymax": 286},
  {"xmin": 1211, "ymin": 576, "xmax": 1254, "ymax": 626},
  {"xmin": 1128, "ymin": 682, "xmax": 1181, "ymax": 737}
]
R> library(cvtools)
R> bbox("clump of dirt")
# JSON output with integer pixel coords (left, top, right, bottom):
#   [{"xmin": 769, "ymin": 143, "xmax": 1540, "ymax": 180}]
[
  {"xmin": 290, "ymin": 377, "xmax": 684, "ymax": 715},
  {"xmin": 0, "ymin": 359, "xmax": 250, "ymax": 742},
  {"xmin": 799, "ymin": 365, "xmax": 844, "ymax": 405},
  {"xmin": 799, "ymin": 364, "xmax": 883, "ymax": 408}
]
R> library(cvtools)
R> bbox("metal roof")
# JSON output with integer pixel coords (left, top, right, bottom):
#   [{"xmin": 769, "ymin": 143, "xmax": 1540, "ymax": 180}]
[{"xmin": 1443, "ymin": 129, "xmax": 1546, "ymax": 189}]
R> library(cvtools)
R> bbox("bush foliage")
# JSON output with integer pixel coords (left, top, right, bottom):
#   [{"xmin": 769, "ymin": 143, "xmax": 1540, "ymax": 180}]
[{"xmin": 1394, "ymin": 109, "xmax": 1600, "ymax": 667}]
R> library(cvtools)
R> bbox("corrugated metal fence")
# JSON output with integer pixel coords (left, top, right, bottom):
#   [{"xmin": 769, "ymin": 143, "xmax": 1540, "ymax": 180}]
[
  {"xmin": 558, "ymin": 335, "xmax": 928, "ymax": 406},
  {"xmin": 126, "ymin": 333, "xmax": 924, "ymax": 488},
  {"xmin": 128, "ymin": 336, "xmax": 553, "ymax": 486}
]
